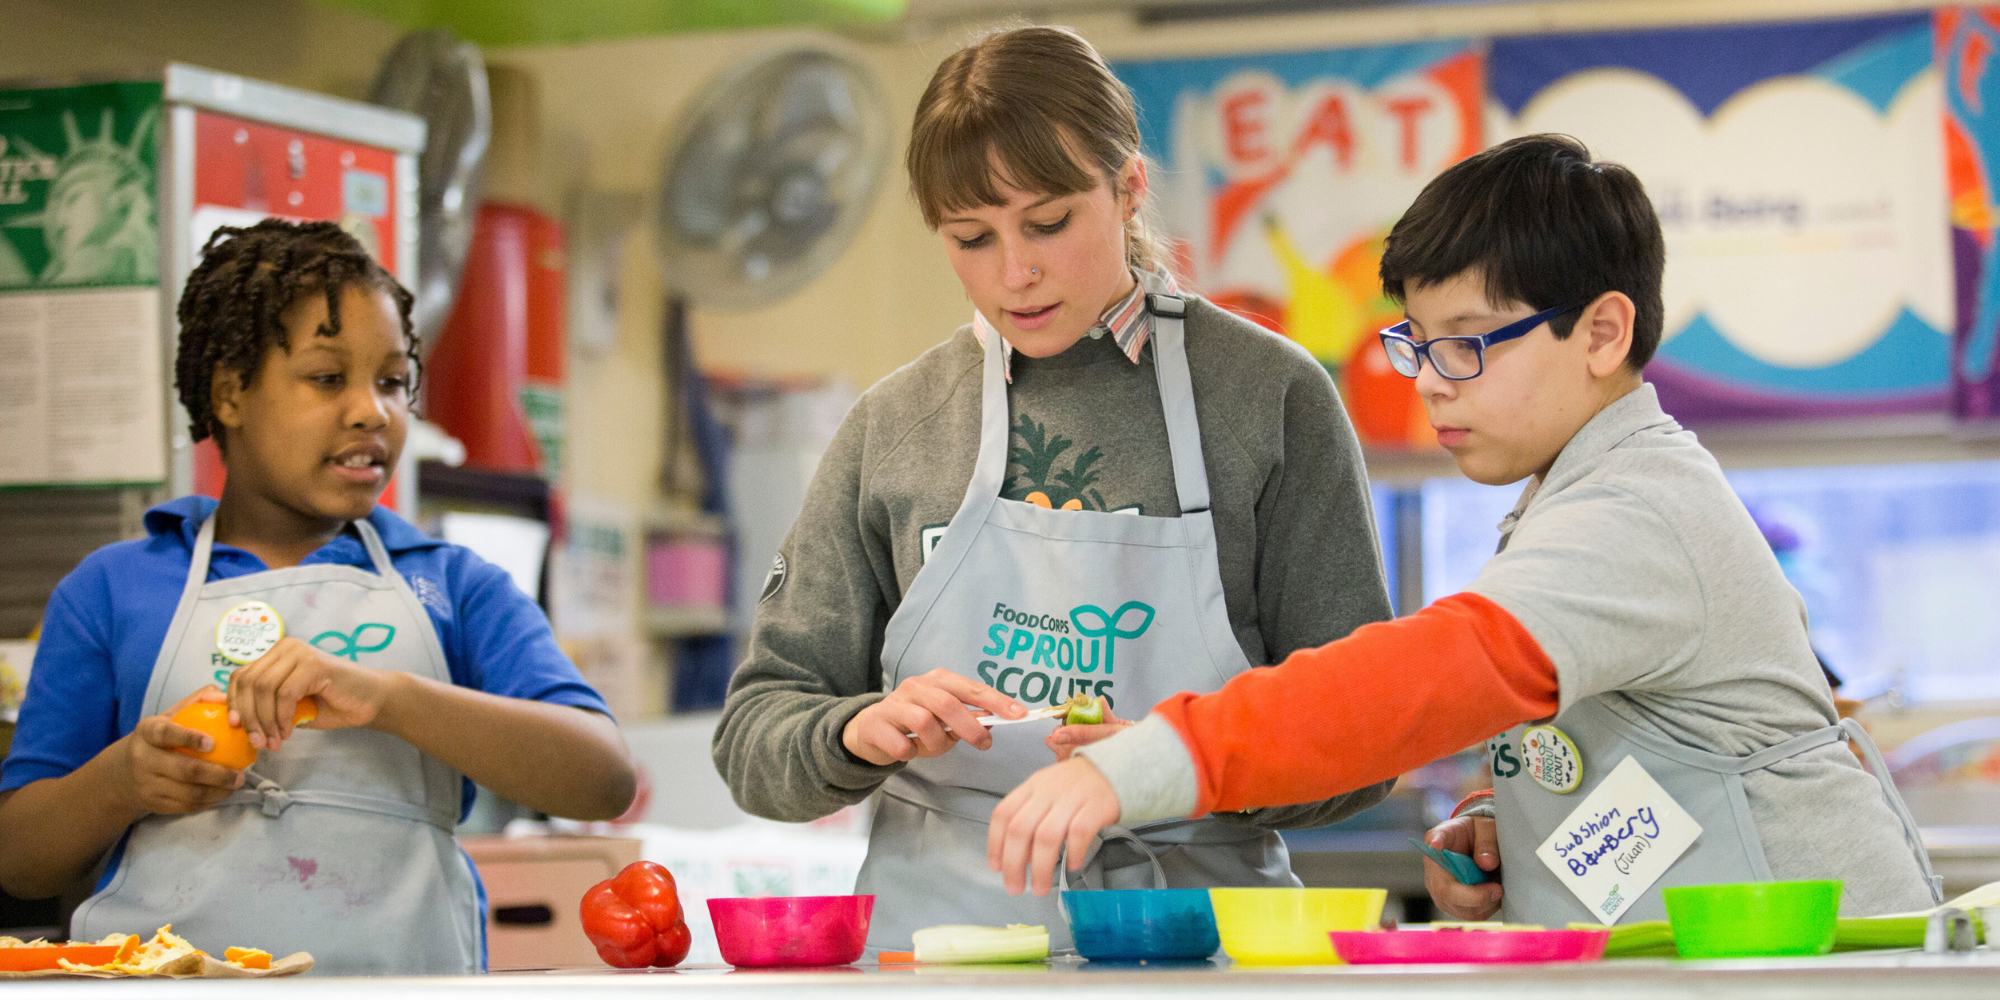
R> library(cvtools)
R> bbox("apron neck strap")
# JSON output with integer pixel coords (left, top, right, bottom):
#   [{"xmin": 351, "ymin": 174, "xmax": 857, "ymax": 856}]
[
  {"xmin": 350, "ymin": 517, "xmax": 398, "ymax": 577},
  {"xmin": 964, "ymin": 315, "xmax": 1017, "ymax": 509},
  {"xmin": 967, "ymin": 293, "xmax": 1212, "ymax": 515},
  {"xmin": 1145, "ymin": 294, "xmax": 1210, "ymax": 514},
  {"xmin": 187, "ymin": 514, "xmax": 220, "ymax": 593}
]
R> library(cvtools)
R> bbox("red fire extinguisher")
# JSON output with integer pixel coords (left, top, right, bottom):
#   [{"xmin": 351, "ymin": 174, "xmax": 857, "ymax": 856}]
[{"xmin": 424, "ymin": 201, "xmax": 565, "ymax": 476}]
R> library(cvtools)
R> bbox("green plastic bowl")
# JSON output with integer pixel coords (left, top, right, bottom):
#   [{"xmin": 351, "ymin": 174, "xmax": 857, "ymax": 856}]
[{"xmin": 1662, "ymin": 881, "xmax": 1841, "ymax": 958}]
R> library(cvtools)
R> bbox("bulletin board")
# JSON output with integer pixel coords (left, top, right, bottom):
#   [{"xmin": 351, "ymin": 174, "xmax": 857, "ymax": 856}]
[
  {"xmin": 0, "ymin": 81, "xmax": 168, "ymax": 488},
  {"xmin": 1113, "ymin": 41, "xmax": 1484, "ymax": 448}
]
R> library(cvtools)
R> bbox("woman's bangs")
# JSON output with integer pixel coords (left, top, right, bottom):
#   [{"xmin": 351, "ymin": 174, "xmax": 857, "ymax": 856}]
[{"xmin": 913, "ymin": 107, "xmax": 1097, "ymax": 225}]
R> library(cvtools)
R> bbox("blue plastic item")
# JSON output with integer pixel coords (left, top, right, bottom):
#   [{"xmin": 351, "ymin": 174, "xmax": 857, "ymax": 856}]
[
  {"xmin": 1062, "ymin": 888, "xmax": 1220, "ymax": 961},
  {"xmin": 1410, "ymin": 837, "xmax": 1492, "ymax": 885}
]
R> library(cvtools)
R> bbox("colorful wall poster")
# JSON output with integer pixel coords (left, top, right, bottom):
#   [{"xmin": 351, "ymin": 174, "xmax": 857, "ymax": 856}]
[
  {"xmin": 1114, "ymin": 41, "xmax": 1484, "ymax": 448},
  {"xmin": 0, "ymin": 81, "xmax": 167, "ymax": 487},
  {"xmin": 1490, "ymin": 14, "xmax": 1952, "ymax": 423},
  {"xmin": 1941, "ymin": 7, "xmax": 2000, "ymax": 425}
]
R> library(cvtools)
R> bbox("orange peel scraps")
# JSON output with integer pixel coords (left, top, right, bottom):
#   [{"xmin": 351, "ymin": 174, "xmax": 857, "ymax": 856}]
[{"xmin": 224, "ymin": 947, "xmax": 271, "ymax": 970}]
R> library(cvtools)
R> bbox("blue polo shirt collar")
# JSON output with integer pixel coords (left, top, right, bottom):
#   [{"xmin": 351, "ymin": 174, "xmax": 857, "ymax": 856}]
[{"xmin": 143, "ymin": 495, "xmax": 447, "ymax": 560}]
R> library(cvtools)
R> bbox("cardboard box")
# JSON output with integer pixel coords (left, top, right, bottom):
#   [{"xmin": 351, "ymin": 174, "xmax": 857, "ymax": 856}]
[{"xmin": 461, "ymin": 835, "xmax": 641, "ymax": 971}]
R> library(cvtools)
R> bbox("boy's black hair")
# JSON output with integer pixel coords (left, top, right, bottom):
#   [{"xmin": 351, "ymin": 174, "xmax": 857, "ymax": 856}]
[
  {"xmin": 175, "ymin": 218, "xmax": 418, "ymax": 445},
  {"xmin": 1379, "ymin": 133, "xmax": 1666, "ymax": 370}
]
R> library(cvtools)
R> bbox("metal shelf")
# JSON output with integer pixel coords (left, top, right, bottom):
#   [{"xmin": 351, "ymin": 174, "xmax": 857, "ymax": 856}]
[
  {"xmin": 645, "ymin": 603, "xmax": 730, "ymax": 639},
  {"xmin": 646, "ymin": 503, "xmax": 728, "ymax": 537}
]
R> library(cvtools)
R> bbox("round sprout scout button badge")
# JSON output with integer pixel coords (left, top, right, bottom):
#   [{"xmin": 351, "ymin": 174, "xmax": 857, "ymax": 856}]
[
  {"xmin": 216, "ymin": 601, "xmax": 285, "ymax": 665},
  {"xmin": 1522, "ymin": 724, "xmax": 1583, "ymax": 793}
]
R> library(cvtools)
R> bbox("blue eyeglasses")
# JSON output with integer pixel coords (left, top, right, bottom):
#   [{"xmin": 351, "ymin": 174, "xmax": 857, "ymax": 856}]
[{"xmin": 1378, "ymin": 302, "xmax": 1585, "ymax": 380}]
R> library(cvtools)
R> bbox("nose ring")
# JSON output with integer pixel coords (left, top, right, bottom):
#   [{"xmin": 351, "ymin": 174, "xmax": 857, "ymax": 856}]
[{"xmin": 1030, "ymin": 268, "xmax": 1038, "ymax": 275}]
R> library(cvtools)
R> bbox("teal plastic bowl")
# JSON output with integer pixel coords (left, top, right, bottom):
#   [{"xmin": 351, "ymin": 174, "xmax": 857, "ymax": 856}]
[{"xmin": 1662, "ymin": 881, "xmax": 1841, "ymax": 958}]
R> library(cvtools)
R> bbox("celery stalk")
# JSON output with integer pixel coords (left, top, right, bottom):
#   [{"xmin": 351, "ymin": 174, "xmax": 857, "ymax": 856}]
[{"xmin": 911, "ymin": 924, "xmax": 1050, "ymax": 964}]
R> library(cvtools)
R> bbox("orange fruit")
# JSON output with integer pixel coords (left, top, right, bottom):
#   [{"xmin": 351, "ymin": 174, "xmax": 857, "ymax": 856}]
[
  {"xmin": 224, "ymin": 947, "xmax": 271, "ymax": 970},
  {"xmin": 170, "ymin": 699, "xmax": 321, "ymax": 771}
]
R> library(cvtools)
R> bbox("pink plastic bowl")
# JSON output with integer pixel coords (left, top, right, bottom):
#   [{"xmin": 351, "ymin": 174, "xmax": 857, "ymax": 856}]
[
  {"xmin": 706, "ymin": 895, "xmax": 875, "ymax": 968},
  {"xmin": 1330, "ymin": 928, "xmax": 1610, "ymax": 965}
]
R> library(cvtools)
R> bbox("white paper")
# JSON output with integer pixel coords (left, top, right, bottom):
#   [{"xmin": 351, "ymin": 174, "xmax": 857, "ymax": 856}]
[
  {"xmin": 440, "ymin": 512, "xmax": 549, "ymax": 602},
  {"xmin": 0, "ymin": 287, "xmax": 165, "ymax": 485},
  {"xmin": 1535, "ymin": 755, "xmax": 1702, "ymax": 924},
  {"xmin": 548, "ymin": 494, "xmax": 635, "ymax": 640}
]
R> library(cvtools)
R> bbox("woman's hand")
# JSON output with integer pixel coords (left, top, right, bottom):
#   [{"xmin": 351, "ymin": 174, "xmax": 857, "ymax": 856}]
[
  {"xmin": 114, "ymin": 687, "xmax": 245, "ymax": 815},
  {"xmin": 226, "ymin": 637, "xmax": 401, "ymax": 751},
  {"xmin": 1423, "ymin": 815, "xmax": 1504, "ymax": 921},
  {"xmin": 987, "ymin": 757, "xmax": 1121, "ymax": 897},
  {"xmin": 1045, "ymin": 699, "xmax": 1131, "ymax": 761},
  {"xmin": 841, "ymin": 668, "xmax": 1027, "ymax": 766}
]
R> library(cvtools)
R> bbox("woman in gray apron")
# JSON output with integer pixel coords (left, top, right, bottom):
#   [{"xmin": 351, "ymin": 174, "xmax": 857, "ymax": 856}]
[{"xmin": 713, "ymin": 26, "xmax": 1397, "ymax": 953}]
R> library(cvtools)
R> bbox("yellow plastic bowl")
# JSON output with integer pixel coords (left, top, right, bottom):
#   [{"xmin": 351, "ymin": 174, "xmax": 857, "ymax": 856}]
[{"xmin": 1209, "ymin": 888, "xmax": 1387, "ymax": 965}]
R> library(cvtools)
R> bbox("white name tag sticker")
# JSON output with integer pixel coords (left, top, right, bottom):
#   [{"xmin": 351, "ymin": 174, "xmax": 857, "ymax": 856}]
[{"xmin": 1535, "ymin": 755, "xmax": 1701, "ymax": 924}]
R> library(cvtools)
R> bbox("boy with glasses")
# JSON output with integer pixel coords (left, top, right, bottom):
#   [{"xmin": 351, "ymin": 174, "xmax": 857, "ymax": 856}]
[{"xmin": 987, "ymin": 134, "xmax": 1940, "ymax": 925}]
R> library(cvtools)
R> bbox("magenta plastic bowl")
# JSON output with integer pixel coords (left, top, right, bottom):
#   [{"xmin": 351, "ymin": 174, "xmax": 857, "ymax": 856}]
[
  {"xmin": 706, "ymin": 895, "xmax": 875, "ymax": 968},
  {"xmin": 1330, "ymin": 928, "xmax": 1610, "ymax": 965}
]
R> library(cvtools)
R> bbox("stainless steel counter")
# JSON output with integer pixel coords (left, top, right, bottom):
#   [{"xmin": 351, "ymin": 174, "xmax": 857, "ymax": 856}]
[{"xmin": 9, "ymin": 951, "xmax": 2000, "ymax": 999}]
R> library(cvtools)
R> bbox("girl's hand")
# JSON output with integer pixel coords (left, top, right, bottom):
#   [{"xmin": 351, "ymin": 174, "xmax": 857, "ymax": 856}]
[
  {"xmin": 116, "ymin": 687, "xmax": 245, "ymax": 815},
  {"xmin": 1423, "ymin": 815, "xmax": 1504, "ymax": 921},
  {"xmin": 1045, "ymin": 700, "xmax": 1131, "ymax": 761},
  {"xmin": 226, "ymin": 637, "xmax": 401, "ymax": 752},
  {"xmin": 841, "ymin": 669, "xmax": 1028, "ymax": 766},
  {"xmin": 987, "ymin": 757, "xmax": 1121, "ymax": 897}
]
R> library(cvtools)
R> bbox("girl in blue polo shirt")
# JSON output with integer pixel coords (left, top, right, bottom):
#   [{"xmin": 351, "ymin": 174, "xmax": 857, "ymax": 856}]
[{"xmin": 0, "ymin": 220, "xmax": 635, "ymax": 975}]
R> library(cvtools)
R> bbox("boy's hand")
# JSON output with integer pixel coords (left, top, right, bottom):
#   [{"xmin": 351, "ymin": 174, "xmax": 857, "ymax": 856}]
[
  {"xmin": 1424, "ymin": 815, "xmax": 1504, "ymax": 920},
  {"xmin": 117, "ymin": 687, "xmax": 245, "ymax": 815},
  {"xmin": 1045, "ymin": 701, "xmax": 1132, "ymax": 762},
  {"xmin": 842, "ymin": 669, "xmax": 1027, "ymax": 766},
  {"xmin": 227, "ymin": 637, "xmax": 401, "ymax": 751},
  {"xmin": 987, "ymin": 757, "xmax": 1122, "ymax": 897}
]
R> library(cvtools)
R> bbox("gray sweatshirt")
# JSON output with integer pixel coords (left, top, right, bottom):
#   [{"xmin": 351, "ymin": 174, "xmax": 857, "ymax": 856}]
[{"xmin": 714, "ymin": 297, "xmax": 1395, "ymax": 828}]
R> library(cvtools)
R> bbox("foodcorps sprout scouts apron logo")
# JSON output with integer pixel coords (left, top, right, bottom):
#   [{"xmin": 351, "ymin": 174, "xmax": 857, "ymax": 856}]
[{"xmin": 972, "ymin": 600, "xmax": 1154, "ymax": 710}]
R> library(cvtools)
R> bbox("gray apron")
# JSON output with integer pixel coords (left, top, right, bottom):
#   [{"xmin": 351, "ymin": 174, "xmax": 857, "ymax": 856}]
[
  {"xmin": 856, "ymin": 294, "xmax": 1296, "ymax": 953},
  {"xmin": 1491, "ymin": 699, "xmax": 1942, "ymax": 926},
  {"xmin": 71, "ymin": 516, "xmax": 482, "ymax": 975}
]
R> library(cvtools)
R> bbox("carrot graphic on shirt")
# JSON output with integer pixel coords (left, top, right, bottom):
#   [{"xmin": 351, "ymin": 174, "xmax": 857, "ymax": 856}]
[{"xmin": 1002, "ymin": 415, "xmax": 1107, "ymax": 511}]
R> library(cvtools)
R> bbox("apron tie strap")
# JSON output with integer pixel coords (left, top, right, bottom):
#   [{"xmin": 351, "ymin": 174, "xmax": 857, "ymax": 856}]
[
  {"xmin": 248, "ymin": 773, "xmax": 294, "ymax": 818},
  {"xmin": 882, "ymin": 771, "xmax": 1264, "ymax": 892},
  {"xmin": 1058, "ymin": 825, "xmax": 1169, "ymax": 894},
  {"xmin": 1840, "ymin": 718, "xmax": 1945, "ymax": 904},
  {"xmin": 220, "ymin": 776, "xmax": 455, "ymax": 833}
]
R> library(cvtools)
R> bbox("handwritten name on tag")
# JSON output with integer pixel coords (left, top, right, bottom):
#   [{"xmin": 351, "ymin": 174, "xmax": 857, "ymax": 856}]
[{"xmin": 1535, "ymin": 755, "xmax": 1700, "ymax": 924}]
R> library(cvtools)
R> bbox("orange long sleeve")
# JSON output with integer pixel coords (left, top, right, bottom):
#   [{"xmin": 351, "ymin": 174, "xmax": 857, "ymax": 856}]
[{"xmin": 1152, "ymin": 591, "xmax": 1559, "ymax": 816}]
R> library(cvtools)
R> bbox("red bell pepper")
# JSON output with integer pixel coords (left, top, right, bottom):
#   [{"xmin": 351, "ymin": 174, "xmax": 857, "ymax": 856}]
[{"xmin": 579, "ymin": 861, "xmax": 692, "ymax": 968}]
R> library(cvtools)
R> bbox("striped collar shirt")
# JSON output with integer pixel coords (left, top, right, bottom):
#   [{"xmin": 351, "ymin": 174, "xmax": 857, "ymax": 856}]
[{"xmin": 971, "ymin": 267, "xmax": 1182, "ymax": 382}]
